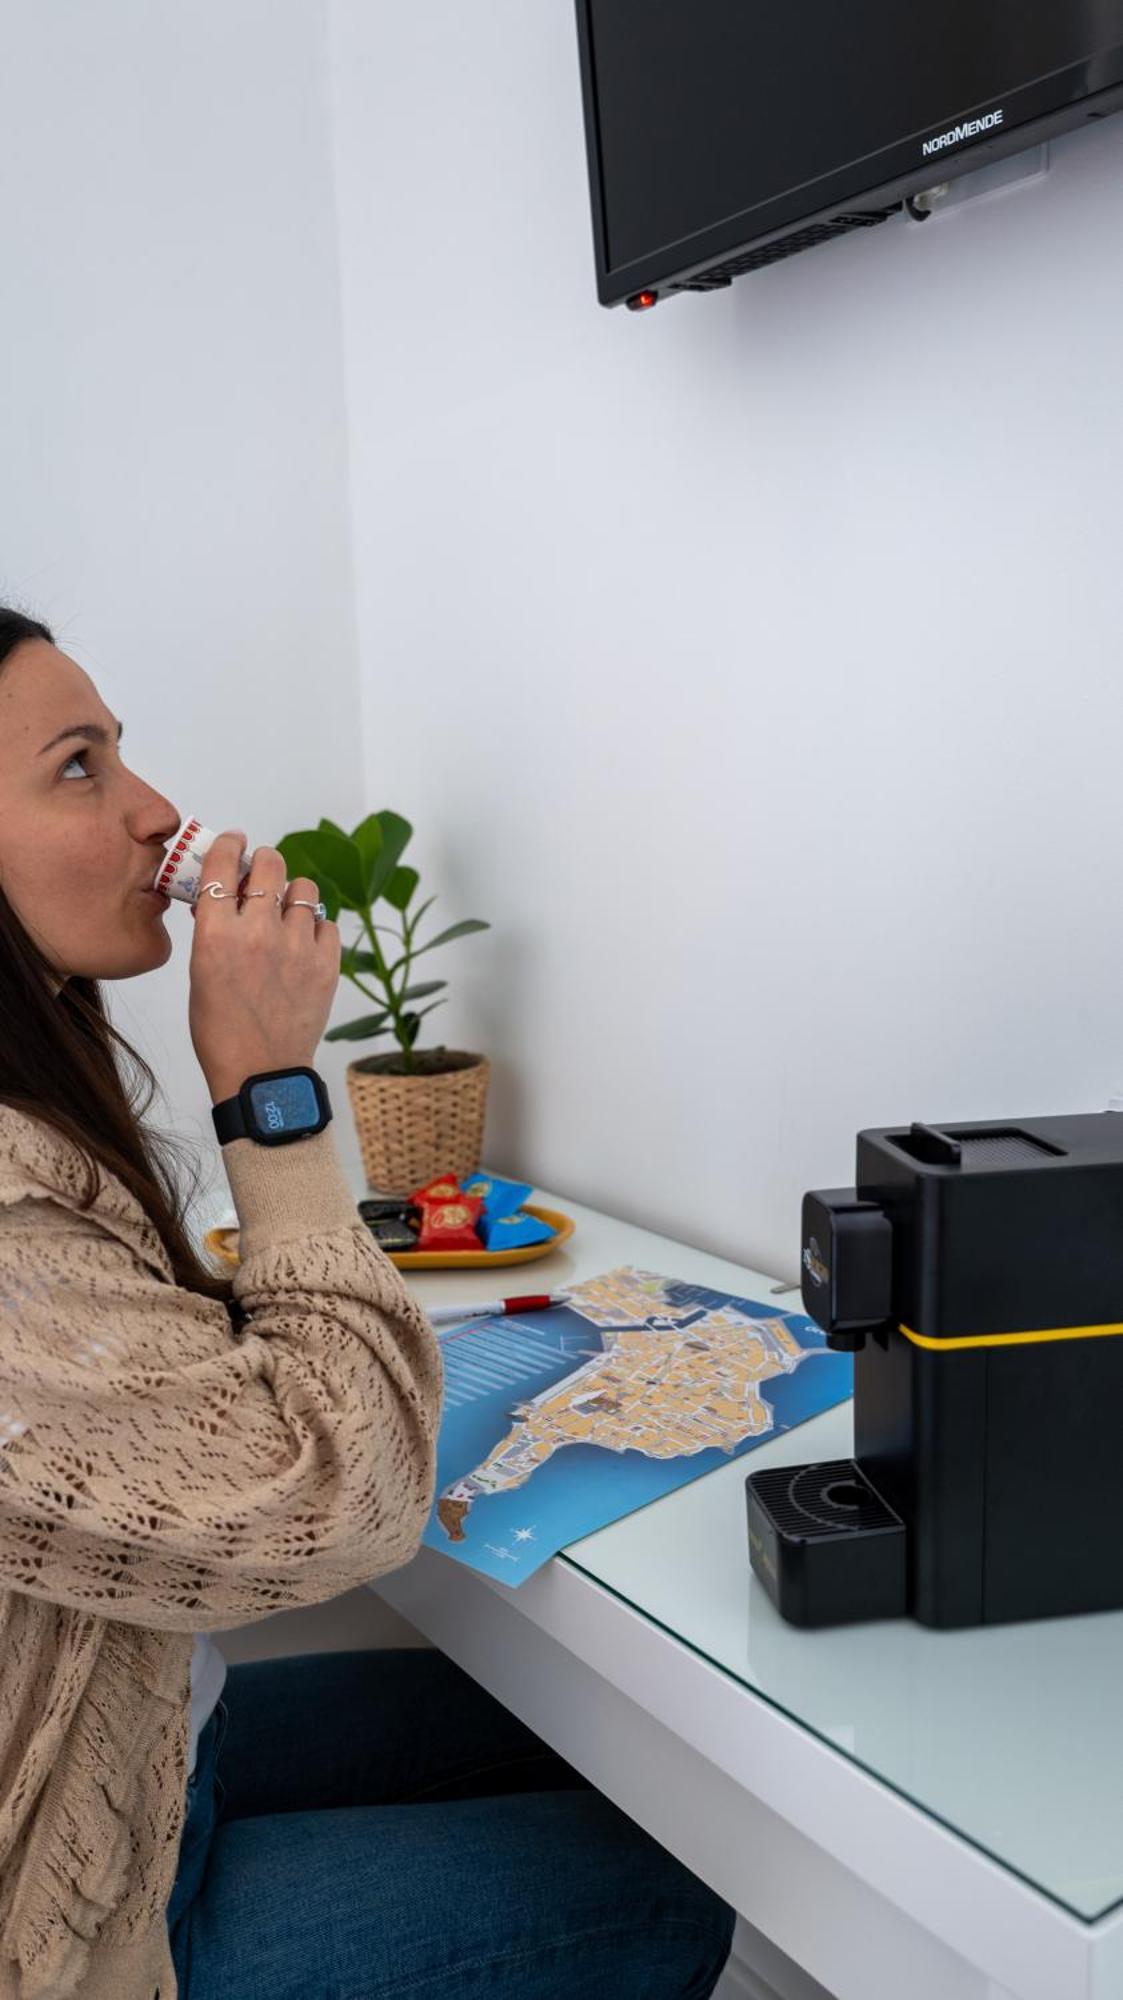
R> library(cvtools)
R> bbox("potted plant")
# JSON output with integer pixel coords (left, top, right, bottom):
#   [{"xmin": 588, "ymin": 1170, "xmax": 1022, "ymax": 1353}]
[{"xmin": 276, "ymin": 811, "xmax": 490, "ymax": 1193}]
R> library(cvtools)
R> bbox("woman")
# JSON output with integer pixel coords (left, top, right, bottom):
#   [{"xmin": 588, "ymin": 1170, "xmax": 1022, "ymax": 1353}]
[{"xmin": 0, "ymin": 607, "xmax": 735, "ymax": 2000}]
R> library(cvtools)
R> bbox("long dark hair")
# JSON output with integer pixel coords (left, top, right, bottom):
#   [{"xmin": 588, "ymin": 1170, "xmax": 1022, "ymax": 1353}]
[{"xmin": 0, "ymin": 606, "xmax": 235, "ymax": 1308}]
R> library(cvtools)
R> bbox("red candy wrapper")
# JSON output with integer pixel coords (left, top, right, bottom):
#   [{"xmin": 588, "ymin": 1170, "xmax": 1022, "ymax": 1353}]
[
  {"xmin": 414, "ymin": 1195, "xmax": 484, "ymax": 1252},
  {"xmin": 410, "ymin": 1176, "xmax": 463, "ymax": 1205}
]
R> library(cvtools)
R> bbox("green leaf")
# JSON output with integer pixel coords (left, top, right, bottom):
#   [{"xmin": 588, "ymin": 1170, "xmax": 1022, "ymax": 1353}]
[
  {"xmin": 392, "ymin": 1000, "xmax": 447, "ymax": 1051},
  {"xmin": 273, "ymin": 833, "xmax": 342, "ymax": 922},
  {"xmin": 341, "ymin": 945, "xmax": 381, "ymax": 979},
  {"xmin": 351, "ymin": 814, "xmax": 383, "ymax": 901},
  {"xmin": 276, "ymin": 831, "xmax": 330, "ymax": 882},
  {"xmin": 384, "ymin": 865, "xmax": 419, "ymax": 912},
  {"xmin": 276, "ymin": 828, "xmax": 367, "ymax": 912},
  {"xmin": 367, "ymin": 812, "xmax": 414, "ymax": 905},
  {"xmin": 350, "ymin": 811, "xmax": 415, "ymax": 906},
  {"xmin": 323, "ymin": 1011, "xmax": 394, "ymax": 1043},
  {"xmin": 412, "ymin": 918, "xmax": 490, "ymax": 957},
  {"xmin": 318, "ymin": 817, "xmax": 350, "ymax": 840},
  {"xmin": 398, "ymin": 980, "xmax": 446, "ymax": 1003},
  {"xmin": 410, "ymin": 894, "xmax": 438, "ymax": 929},
  {"xmin": 313, "ymin": 829, "xmax": 370, "ymax": 908}
]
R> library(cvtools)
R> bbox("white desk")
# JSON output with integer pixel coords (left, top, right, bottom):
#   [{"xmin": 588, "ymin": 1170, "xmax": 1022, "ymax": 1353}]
[{"xmin": 369, "ymin": 1185, "xmax": 1123, "ymax": 2000}]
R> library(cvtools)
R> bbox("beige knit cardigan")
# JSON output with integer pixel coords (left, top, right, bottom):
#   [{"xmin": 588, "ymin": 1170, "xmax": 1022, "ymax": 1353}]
[{"xmin": 0, "ymin": 1104, "xmax": 443, "ymax": 2000}]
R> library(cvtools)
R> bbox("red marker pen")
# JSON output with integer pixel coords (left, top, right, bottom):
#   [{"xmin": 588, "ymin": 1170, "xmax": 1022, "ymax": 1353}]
[{"xmin": 428, "ymin": 1293, "xmax": 570, "ymax": 1328}]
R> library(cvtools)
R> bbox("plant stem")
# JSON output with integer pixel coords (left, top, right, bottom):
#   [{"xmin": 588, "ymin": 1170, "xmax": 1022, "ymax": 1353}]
[
  {"xmin": 359, "ymin": 910, "xmax": 416, "ymax": 1074},
  {"xmin": 345, "ymin": 971, "xmax": 384, "ymax": 1006}
]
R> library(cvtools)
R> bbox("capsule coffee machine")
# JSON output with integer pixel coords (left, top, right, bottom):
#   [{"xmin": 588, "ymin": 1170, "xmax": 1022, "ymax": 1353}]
[{"xmin": 746, "ymin": 1115, "xmax": 1123, "ymax": 1628}]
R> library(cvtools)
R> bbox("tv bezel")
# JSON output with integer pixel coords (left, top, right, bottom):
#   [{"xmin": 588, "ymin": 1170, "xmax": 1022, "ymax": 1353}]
[{"xmin": 575, "ymin": 6, "xmax": 1123, "ymax": 306}]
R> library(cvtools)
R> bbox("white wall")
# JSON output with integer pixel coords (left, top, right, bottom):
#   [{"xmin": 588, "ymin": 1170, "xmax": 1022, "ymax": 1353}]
[
  {"xmin": 0, "ymin": 0, "xmax": 370, "ymax": 1216},
  {"xmin": 329, "ymin": 0, "xmax": 1123, "ymax": 1283}
]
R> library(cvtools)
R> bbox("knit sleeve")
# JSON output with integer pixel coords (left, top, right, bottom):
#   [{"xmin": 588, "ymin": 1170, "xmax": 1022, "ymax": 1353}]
[{"xmin": 0, "ymin": 1120, "xmax": 443, "ymax": 1632}]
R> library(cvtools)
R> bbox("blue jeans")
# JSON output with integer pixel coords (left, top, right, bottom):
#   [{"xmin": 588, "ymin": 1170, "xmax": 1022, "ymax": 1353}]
[{"xmin": 166, "ymin": 1648, "xmax": 735, "ymax": 1999}]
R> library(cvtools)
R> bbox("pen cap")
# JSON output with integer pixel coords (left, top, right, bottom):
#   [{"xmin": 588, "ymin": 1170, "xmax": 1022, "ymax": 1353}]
[{"xmin": 154, "ymin": 815, "xmax": 252, "ymax": 904}]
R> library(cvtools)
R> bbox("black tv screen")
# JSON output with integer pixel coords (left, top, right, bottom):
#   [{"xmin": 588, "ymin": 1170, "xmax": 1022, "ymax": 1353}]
[{"xmin": 576, "ymin": 0, "xmax": 1123, "ymax": 306}]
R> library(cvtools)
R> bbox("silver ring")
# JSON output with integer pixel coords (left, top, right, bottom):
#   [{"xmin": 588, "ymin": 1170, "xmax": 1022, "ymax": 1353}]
[{"xmin": 199, "ymin": 879, "xmax": 324, "ymax": 919}]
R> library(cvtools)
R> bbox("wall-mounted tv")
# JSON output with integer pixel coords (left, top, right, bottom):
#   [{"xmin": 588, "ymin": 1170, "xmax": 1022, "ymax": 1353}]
[{"xmin": 575, "ymin": 0, "xmax": 1123, "ymax": 308}]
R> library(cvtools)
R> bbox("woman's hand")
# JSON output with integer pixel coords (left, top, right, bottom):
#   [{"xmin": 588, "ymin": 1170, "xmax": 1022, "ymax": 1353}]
[{"xmin": 188, "ymin": 830, "xmax": 341, "ymax": 1104}]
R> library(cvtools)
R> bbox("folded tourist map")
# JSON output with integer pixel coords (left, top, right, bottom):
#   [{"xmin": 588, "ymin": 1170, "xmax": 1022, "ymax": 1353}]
[{"xmin": 421, "ymin": 1265, "xmax": 853, "ymax": 1584}]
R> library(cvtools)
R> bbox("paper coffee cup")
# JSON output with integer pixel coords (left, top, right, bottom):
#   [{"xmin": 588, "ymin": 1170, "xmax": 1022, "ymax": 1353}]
[{"xmin": 154, "ymin": 816, "xmax": 252, "ymax": 905}]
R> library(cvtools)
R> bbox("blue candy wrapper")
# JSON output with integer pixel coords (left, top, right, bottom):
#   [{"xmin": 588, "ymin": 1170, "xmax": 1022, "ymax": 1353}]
[
  {"xmin": 484, "ymin": 1210, "xmax": 556, "ymax": 1250},
  {"xmin": 463, "ymin": 1173, "xmax": 533, "ymax": 1229},
  {"xmin": 462, "ymin": 1174, "xmax": 553, "ymax": 1250}
]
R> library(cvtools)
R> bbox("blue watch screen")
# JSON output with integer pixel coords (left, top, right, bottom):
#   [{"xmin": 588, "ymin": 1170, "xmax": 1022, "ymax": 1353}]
[{"xmin": 248, "ymin": 1073, "xmax": 321, "ymax": 1136}]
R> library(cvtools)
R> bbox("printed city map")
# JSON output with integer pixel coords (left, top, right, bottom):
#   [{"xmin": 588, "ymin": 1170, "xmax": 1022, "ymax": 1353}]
[{"xmin": 421, "ymin": 1265, "xmax": 852, "ymax": 1584}]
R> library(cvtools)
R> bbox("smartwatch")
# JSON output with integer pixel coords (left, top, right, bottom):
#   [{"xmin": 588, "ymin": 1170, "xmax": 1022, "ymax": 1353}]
[{"xmin": 211, "ymin": 1067, "xmax": 333, "ymax": 1148}]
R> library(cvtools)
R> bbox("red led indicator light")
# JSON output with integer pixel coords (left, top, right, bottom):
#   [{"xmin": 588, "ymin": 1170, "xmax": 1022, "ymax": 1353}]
[{"xmin": 627, "ymin": 290, "xmax": 659, "ymax": 312}]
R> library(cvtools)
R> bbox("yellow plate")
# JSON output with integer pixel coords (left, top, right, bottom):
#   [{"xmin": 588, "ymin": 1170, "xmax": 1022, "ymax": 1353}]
[{"xmin": 205, "ymin": 1203, "xmax": 575, "ymax": 1272}]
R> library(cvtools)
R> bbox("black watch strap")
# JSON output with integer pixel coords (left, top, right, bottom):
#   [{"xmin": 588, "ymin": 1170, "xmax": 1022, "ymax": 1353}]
[{"xmin": 211, "ymin": 1066, "xmax": 333, "ymax": 1147}]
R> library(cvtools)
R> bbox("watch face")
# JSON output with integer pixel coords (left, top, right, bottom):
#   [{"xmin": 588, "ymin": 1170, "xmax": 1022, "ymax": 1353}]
[{"xmin": 248, "ymin": 1072, "xmax": 322, "ymax": 1137}]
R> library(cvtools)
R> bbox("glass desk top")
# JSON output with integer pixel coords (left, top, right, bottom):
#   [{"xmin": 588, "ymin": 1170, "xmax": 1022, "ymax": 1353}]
[
  {"xmin": 565, "ymin": 1399, "xmax": 1123, "ymax": 1923},
  {"xmin": 404, "ymin": 1180, "xmax": 1123, "ymax": 1926}
]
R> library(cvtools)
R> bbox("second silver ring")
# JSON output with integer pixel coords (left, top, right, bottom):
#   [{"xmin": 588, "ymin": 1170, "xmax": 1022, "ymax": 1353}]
[{"xmin": 241, "ymin": 888, "xmax": 328, "ymax": 919}]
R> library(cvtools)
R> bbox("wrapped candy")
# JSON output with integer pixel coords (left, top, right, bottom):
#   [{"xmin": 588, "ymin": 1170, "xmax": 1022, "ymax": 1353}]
[
  {"xmin": 484, "ymin": 1210, "xmax": 556, "ymax": 1250},
  {"xmin": 414, "ymin": 1195, "xmax": 485, "ymax": 1253},
  {"xmin": 410, "ymin": 1176, "xmax": 463, "ymax": 1205},
  {"xmin": 357, "ymin": 1198, "xmax": 420, "ymax": 1254},
  {"xmin": 462, "ymin": 1173, "xmax": 534, "ymax": 1240},
  {"xmin": 364, "ymin": 1215, "xmax": 419, "ymax": 1253}
]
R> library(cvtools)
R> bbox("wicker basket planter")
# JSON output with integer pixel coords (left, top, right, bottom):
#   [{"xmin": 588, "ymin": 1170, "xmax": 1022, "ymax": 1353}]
[{"xmin": 345, "ymin": 1049, "xmax": 490, "ymax": 1194}]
